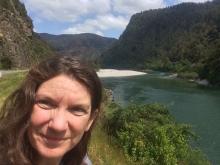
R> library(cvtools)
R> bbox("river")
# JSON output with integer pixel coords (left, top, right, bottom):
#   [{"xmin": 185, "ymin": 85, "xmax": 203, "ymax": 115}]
[{"xmin": 101, "ymin": 72, "xmax": 220, "ymax": 165}]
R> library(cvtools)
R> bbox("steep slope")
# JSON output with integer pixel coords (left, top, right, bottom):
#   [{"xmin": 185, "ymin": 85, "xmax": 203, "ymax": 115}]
[
  {"xmin": 101, "ymin": 0, "xmax": 220, "ymax": 84},
  {"xmin": 0, "ymin": 0, "xmax": 53, "ymax": 69},
  {"xmin": 39, "ymin": 33, "xmax": 117, "ymax": 62}
]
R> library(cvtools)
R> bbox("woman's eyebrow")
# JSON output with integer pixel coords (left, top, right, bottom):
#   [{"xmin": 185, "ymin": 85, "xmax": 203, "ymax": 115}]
[
  {"xmin": 36, "ymin": 95, "xmax": 91, "ymax": 109},
  {"xmin": 69, "ymin": 104, "xmax": 91, "ymax": 110},
  {"xmin": 35, "ymin": 95, "xmax": 56, "ymax": 102}
]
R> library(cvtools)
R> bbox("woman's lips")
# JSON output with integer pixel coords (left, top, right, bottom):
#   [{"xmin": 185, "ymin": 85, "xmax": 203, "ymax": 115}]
[
  {"xmin": 45, "ymin": 136, "xmax": 64, "ymax": 141},
  {"xmin": 41, "ymin": 134, "xmax": 66, "ymax": 146}
]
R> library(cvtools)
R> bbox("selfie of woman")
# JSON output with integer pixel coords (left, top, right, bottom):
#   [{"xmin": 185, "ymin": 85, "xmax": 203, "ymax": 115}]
[{"xmin": 0, "ymin": 56, "xmax": 102, "ymax": 165}]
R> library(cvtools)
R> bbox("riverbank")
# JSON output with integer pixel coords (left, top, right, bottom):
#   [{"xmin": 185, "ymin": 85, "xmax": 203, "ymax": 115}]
[
  {"xmin": 147, "ymin": 70, "xmax": 210, "ymax": 86},
  {"xmin": 97, "ymin": 69, "xmax": 146, "ymax": 78}
]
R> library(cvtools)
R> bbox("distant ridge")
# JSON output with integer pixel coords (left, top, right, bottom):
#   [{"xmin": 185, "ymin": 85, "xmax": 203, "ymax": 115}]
[{"xmin": 38, "ymin": 33, "xmax": 117, "ymax": 63}]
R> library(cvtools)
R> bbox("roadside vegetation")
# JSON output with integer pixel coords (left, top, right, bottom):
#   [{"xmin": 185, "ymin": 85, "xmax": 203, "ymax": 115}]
[{"xmin": 0, "ymin": 72, "xmax": 25, "ymax": 107}]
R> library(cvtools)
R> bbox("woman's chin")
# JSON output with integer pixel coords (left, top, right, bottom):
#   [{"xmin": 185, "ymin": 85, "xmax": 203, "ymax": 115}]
[
  {"xmin": 34, "ymin": 138, "xmax": 66, "ymax": 160},
  {"xmin": 38, "ymin": 147, "xmax": 64, "ymax": 159}
]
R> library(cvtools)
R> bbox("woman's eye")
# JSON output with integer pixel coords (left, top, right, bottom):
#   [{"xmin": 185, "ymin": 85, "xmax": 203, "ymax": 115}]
[
  {"xmin": 69, "ymin": 108, "xmax": 87, "ymax": 116},
  {"xmin": 35, "ymin": 100, "xmax": 55, "ymax": 110}
]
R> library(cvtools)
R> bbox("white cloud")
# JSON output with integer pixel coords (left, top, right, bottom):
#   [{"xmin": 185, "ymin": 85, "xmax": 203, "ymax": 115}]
[
  {"xmin": 20, "ymin": 0, "xmax": 166, "ymax": 23},
  {"xmin": 176, "ymin": 0, "xmax": 209, "ymax": 2},
  {"xmin": 113, "ymin": 0, "xmax": 166, "ymax": 15},
  {"xmin": 20, "ymin": 0, "xmax": 211, "ymax": 37},
  {"xmin": 21, "ymin": 0, "xmax": 111, "ymax": 22},
  {"xmin": 63, "ymin": 14, "xmax": 128, "ymax": 36}
]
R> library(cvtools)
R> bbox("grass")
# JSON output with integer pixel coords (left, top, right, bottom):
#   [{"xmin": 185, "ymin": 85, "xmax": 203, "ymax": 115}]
[
  {"xmin": 0, "ymin": 72, "xmax": 130, "ymax": 164},
  {"xmin": 89, "ymin": 122, "xmax": 130, "ymax": 165},
  {"xmin": 0, "ymin": 72, "xmax": 25, "ymax": 107}
]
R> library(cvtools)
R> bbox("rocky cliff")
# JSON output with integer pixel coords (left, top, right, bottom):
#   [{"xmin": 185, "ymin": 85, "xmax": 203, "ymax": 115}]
[{"xmin": 0, "ymin": 0, "xmax": 53, "ymax": 69}]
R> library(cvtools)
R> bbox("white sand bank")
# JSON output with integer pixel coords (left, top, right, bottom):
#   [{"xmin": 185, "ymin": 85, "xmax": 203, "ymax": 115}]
[{"xmin": 97, "ymin": 69, "xmax": 146, "ymax": 78}]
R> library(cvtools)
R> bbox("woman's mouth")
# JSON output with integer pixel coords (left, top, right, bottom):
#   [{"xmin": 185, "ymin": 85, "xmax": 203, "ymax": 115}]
[{"xmin": 41, "ymin": 134, "xmax": 66, "ymax": 147}]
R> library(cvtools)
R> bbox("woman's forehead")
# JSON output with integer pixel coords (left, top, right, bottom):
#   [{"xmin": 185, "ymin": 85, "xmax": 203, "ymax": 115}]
[{"xmin": 36, "ymin": 74, "xmax": 91, "ymax": 104}]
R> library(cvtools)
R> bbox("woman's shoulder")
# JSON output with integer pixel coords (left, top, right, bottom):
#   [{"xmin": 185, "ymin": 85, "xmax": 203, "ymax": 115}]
[{"xmin": 81, "ymin": 154, "xmax": 92, "ymax": 165}]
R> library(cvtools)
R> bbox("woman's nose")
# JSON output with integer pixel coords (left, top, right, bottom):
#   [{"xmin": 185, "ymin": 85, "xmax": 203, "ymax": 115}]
[{"xmin": 48, "ymin": 109, "xmax": 68, "ymax": 132}]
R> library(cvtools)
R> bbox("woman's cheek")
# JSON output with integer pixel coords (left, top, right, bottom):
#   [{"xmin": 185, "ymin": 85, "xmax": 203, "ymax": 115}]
[
  {"xmin": 30, "ymin": 105, "xmax": 51, "ymax": 126},
  {"xmin": 68, "ymin": 116, "xmax": 91, "ymax": 133}
]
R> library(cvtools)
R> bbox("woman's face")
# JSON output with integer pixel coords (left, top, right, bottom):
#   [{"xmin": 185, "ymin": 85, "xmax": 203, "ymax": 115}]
[{"xmin": 28, "ymin": 74, "xmax": 95, "ymax": 162}]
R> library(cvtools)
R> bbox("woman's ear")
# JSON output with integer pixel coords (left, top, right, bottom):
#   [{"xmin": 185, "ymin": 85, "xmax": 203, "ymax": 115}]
[{"xmin": 85, "ymin": 109, "xmax": 98, "ymax": 131}]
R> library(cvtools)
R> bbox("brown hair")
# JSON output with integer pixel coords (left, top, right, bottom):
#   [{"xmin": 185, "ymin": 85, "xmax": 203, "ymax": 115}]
[{"xmin": 0, "ymin": 55, "xmax": 103, "ymax": 165}]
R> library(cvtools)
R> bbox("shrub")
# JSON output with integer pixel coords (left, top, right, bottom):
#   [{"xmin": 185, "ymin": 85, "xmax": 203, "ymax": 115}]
[
  {"xmin": 104, "ymin": 103, "xmax": 210, "ymax": 165},
  {"xmin": 0, "ymin": 57, "xmax": 12, "ymax": 69}
]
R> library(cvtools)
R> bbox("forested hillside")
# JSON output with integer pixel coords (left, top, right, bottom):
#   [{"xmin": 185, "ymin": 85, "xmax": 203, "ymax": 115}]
[
  {"xmin": 0, "ymin": 0, "xmax": 53, "ymax": 69},
  {"xmin": 101, "ymin": 0, "xmax": 220, "ymax": 85},
  {"xmin": 39, "ymin": 33, "xmax": 116, "ymax": 65}
]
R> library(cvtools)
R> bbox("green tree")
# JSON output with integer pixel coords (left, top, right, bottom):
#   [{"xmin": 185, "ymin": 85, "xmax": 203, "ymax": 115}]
[{"xmin": 200, "ymin": 46, "xmax": 220, "ymax": 85}]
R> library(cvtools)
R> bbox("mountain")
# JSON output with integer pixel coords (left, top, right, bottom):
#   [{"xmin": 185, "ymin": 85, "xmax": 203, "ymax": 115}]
[
  {"xmin": 101, "ymin": 0, "xmax": 220, "ymax": 85},
  {"xmin": 0, "ymin": 0, "xmax": 53, "ymax": 69},
  {"xmin": 38, "ymin": 33, "xmax": 117, "ymax": 63}
]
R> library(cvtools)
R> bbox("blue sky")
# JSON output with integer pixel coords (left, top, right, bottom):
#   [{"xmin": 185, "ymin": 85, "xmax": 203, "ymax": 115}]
[{"xmin": 20, "ymin": 0, "xmax": 209, "ymax": 39}]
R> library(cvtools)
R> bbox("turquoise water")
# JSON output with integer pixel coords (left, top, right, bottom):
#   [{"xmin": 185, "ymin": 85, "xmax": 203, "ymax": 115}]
[{"xmin": 101, "ymin": 73, "xmax": 220, "ymax": 164}]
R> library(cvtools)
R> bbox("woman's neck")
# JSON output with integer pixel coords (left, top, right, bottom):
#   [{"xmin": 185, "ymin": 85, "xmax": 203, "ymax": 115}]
[{"xmin": 37, "ymin": 157, "xmax": 62, "ymax": 165}]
